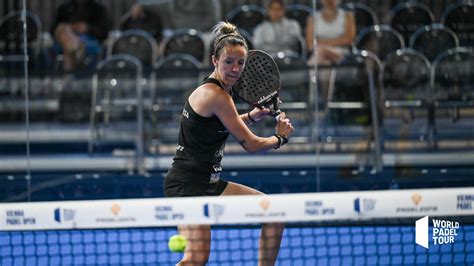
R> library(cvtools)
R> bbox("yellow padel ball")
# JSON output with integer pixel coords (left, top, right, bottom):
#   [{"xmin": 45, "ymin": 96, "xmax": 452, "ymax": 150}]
[{"xmin": 168, "ymin": 234, "xmax": 187, "ymax": 253}]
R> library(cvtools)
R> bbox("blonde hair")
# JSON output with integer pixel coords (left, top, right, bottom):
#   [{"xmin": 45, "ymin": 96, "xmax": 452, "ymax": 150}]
[{"xmin": 211, "ymin": 21, "xmax": 248, "ymax": 58}]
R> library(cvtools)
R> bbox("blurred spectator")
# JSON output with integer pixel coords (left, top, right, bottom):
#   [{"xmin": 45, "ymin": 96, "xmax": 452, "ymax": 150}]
[
  {"xmin": 305, "ymin": 0, "xmax": 356, "ymax": 65},
  {"xmin": 51, "ymin": 0, "xmax": 109, "ymax": 72},
  {"xmin": 169, "ymin": 0, "xmax": 222, "ymax": 34},
  {"xmin": 120, "ymin": 3, "xmax": 164, "ymax": 42},
  {"xmin": 253, "ymin": 0, "xmax": 303, "ymax": 56}
]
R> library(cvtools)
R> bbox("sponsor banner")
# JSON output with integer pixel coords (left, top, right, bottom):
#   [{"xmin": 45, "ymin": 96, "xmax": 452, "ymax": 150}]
[
  {"xmin": 457, "ymin": 194, "xmax": 474, "ymax": 211},
  {"xmin": 1, "ymin": 187, "xmax": 473, "ymax": 231}
]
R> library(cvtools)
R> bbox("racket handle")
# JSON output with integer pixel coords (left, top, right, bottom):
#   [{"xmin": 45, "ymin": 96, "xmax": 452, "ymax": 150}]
[
  {"xmin": 272, "ymin": 97, "xmax": 281, "ymax": 120},
  {"xmin": 273, "ymin": 109, "xmax": 281, "ymax": 121}
]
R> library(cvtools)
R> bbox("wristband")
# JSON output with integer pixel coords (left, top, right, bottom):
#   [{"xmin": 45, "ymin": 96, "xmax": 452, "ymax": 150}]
[{"xmin": 274, "ymin": 133, "xmax": 289, "ymax": 149}]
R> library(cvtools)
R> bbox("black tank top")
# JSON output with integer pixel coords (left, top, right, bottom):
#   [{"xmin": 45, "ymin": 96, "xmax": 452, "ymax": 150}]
[{"xmin": 170, "ymin": 77, "xmax": 230, "ymax": 177}]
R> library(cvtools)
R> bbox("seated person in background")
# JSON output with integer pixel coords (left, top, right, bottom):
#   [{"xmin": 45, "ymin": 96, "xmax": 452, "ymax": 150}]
[
  {"xmin": 169, "ymin": 0, "xmax": 222, "ymax": 34},
  {"xmin": 51, "ymin": 0, "xmax": 109, "ymax": 72},
  {"xmin": 253, "ymin": 0, "xmax": 303, "ymax": 56},
  {"xmin": 305, "ymin": 0, "xmax": 355, "ymax": 65},
  {"xmin": 120, "ymin": 3, "xmax": 164, "ymax": 42}
]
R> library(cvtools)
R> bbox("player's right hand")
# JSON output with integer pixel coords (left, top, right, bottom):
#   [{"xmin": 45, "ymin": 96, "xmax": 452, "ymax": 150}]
[{"xmin": 275, "ymin": 112, "xmax": 294, "ymax": 138}]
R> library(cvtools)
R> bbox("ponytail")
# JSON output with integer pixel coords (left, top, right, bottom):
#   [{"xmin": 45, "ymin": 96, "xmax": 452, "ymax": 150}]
[{"xmin": 211, "ymin": 21, "xmax": 248, "ymax": 58}]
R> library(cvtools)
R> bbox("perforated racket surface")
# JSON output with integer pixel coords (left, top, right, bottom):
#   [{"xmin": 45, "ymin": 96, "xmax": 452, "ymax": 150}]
[{"xmin": 233, "ymin": 50, "xmax": 281, "ymax": 115}]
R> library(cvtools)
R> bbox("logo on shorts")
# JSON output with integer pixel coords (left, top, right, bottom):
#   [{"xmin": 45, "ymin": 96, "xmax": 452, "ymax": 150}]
[
  {"xmin": 182, "ymin": 108, "xmax": 189, "ymax": 119},
  {"xmin": 210, "ymin": 164, "xmax": 222, "ymax": 183},
  {"xmin": 415, "ymin": 216, "xmax": 460, "ymax": 249},
  {"xmin": 214, "ymin": 149, "xmax": 224, "ymax": 158}
]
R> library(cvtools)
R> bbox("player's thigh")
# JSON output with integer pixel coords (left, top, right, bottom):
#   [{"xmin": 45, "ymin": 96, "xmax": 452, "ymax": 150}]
[{"xmin": 220, "ymin": 181, "xmax": 264, "ymax": 196}]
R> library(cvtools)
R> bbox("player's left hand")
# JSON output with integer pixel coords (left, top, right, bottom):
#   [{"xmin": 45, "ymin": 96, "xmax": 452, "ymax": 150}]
[{"xmin": 248, "ymin": 107, "xmax": 271, "ymax": 122}]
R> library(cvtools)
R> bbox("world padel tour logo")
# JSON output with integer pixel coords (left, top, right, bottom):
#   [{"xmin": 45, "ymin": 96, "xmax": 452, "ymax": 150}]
[{"xmin": 415, "ymin": 216, "xmax": 460, "ymax": 249}]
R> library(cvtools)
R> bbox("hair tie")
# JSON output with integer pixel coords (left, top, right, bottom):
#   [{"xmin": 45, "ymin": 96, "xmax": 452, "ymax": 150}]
[{"xmin": 215, "ymin": 33, "xmax": 236, "ymax": 47}]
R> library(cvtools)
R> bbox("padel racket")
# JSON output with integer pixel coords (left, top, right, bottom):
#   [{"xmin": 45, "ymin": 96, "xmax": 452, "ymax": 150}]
[{"xmin": 233, "ymin": 50, "xmax": 282, "ymax": 117}]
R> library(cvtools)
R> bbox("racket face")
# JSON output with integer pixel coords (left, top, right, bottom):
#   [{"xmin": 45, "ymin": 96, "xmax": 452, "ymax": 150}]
[{"xmin": 233, "ymin": 50, "xmax": 281, "ymax": 108}]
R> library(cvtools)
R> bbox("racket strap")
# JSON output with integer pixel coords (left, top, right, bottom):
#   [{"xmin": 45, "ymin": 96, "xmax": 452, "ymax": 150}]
[{"xmin": 247, "ymin": 112, "xmax": 257, "ymax": 123}]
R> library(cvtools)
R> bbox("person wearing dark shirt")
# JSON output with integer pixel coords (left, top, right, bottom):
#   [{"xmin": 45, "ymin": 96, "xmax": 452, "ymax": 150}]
[
  {"xmin": 163, "ymin": 21, "xmax": 294, "ymax": 265},
  {"xmin": 51, "ymin": 0, "xmax": 109, "ymax": 72},
  {"xmin": 120, "ymin": 3, "xmax": 164, "ymax": 42}
]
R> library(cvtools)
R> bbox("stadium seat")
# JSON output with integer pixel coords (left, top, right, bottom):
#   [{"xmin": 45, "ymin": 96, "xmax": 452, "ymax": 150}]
[
  {"xmin": 381, "ymin": 48, "xmax": 432, "ymax": 142},
  {"xmin": 321, "ymin": 48, "xmax": 383, "ymax": 156},
  {"xmin": 430, "ymin": 47, "xmax": 474, "ymax": 142},
  {"xmin": 0, "ymin": 10, "xmax": 43, "ymax": 71},
  {"xmin": 285, "ymin": 4, "xmax": 312, "ymax": 35},
  {"xmin": 118, "ymin": 11, "xmax": 162, "ymax": 41},
  {"xmin": 272, "ymin": 52, "xmax": 311, "ymax": 142},
  {"xmin": 107, "ymin": 29, "xmax": 159, "ymax": 68},
  {"xmin": 89, "ymin": 54, "xmax": 145, "ymax": 158},
  {"xmin": 149, "ymin": 53, "xmax": 202, "ymax": 145},
  {"xmin": 342, "ymin": 2, "xmax": 378, "ymax": 34},
  {"xmin": 159, "ymin": 28, "xmax": 206, "ymax": 64},
  {"xmin": 273, "ymin": 51, "xmax": 309, "ymax": 103},
  {"xmin": 226, "ymin": 5, "xmax": 266, "ymax": 35},
  {"xmin": 355, "ymin": 25, "xmax": 405, "ymax": 61},
  {"xmin": 441, "ymin": 0, "xmax": 474, "ymax": 47},
  {"xmin": 295, "ymin": 34, "xmax": 307, "ymax": 61},
  {"xmin": 409, "ymin": 23, "xmax": 459, "ymax": 62},
  {"xmin": 388, "ymin": 2, "xmax": 435, "ymax": 46},
  {"xmin": 0, "ymin": 10, "xmax": 41, "ymax": 51}
]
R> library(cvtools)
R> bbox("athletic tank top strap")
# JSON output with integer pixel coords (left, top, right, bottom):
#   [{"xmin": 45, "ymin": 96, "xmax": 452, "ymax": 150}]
[
  {"xmin": 201, "ymin": 77, "xmax": 224, "ymax": 89},
  {"xmin": 200, "ymin": 77, "xmax": 233, "ymax": 96}
]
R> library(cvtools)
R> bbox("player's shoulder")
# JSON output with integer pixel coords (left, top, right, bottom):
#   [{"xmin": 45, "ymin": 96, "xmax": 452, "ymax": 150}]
[
  {"xmin": 196, "ymin": 82, "xmax": 230, "ymax": 101},
  {"xmin": 199, "ymin": 81, "xmax": 223, "ymax": 93}
]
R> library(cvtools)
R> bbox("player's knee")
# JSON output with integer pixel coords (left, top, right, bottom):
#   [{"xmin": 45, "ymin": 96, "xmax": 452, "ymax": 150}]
[
  {"xmin": 272, "ymin": 222, "xmax": 286, "ymax": 232},
  {"xmin": 264, "ymin": 222, "xmax": 285, "ymax": 235}
]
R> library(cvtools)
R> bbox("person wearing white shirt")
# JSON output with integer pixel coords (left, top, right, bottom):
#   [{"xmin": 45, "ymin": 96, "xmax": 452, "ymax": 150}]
[
  {"xmin": 306, "ymin": 0, "xmax": 356, "ymax": 65},
  {"xmin": 253, "ymin": 0, "xmax": 303, "ymax": 56}
]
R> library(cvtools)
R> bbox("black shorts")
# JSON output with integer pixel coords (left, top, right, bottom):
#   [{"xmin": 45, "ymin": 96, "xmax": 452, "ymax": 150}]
[{"xmin": 163, "ymin": 168, "xmax": 228, "ymax": 197}]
